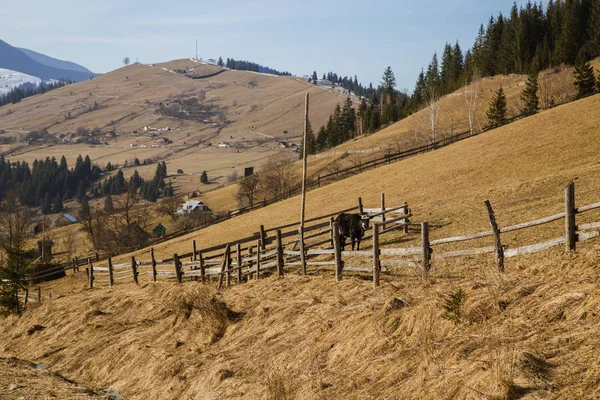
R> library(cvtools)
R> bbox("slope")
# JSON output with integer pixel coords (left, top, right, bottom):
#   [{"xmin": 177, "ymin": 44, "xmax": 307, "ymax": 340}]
[{"xmin": 0, "ymin": 59, "xmax": 348, "ymax": 190}]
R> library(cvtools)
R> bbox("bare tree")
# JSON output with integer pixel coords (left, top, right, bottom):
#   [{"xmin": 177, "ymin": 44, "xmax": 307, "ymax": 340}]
[
  {"xmin": 77, "ymin": 199, "xmax": 105, "ymax": 253},
  {"xmin": 62, "ymin": 229, "xmax": 77, "ymax": 262},
  {"xmin": 157, "ymin": 196, "xmax": 183, "ymax": 221},
  {"xmin": 539, "ymin": 65, "xmax": 575, "ymax": 109},
  {"xmin": 424, "ymin": 86, "xmax": 440, "ymax": 143},
  {"xmin": 259, "ymin": 155, "xmax": 297, "ymax": 199},
  {"xmin": 464, "ymin": 71, "xmax": 481, "ymax": 136},
  {"xmin": 236, "ymin": 174, "xmax": 260, "ymax": 207}
]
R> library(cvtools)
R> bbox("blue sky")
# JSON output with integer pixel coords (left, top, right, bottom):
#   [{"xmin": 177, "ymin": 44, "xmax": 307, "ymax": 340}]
[{"xmin": 1, "ymin": 0, "xmax": 520, "ymax": 91}]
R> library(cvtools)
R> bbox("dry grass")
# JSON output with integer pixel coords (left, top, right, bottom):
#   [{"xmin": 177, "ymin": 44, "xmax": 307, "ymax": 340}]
[{"xmin": 2, "ymin": 244, "xmax": 600, "ymax": 399}]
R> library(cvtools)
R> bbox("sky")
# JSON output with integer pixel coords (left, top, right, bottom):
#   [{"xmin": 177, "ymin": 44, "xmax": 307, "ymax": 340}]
[{"xmin": 1, "ymin": 0, "xmax": 521, "ymax": 92}]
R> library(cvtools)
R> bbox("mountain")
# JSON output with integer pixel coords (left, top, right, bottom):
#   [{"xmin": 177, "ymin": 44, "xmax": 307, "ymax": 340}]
[
  {"xmin": 17, "ymin": 47, "xmax": 95, "ymax": 75},
  {"xmin": 0, "ymin": 39, "xmax": 96, "ymax": 82}
]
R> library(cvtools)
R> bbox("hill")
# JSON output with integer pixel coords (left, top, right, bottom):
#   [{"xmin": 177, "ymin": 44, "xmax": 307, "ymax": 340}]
[
  {"xmin": 0, "ymin": 59, "xmax": 349, "ymax": 191},
  {"xmin": 0, "ymin": 39, "xmax": 96, "ymax": 82},
  {"xmin": 3, "ymin": 80, "xmax": 600, "ymax": 399},
  {"xmin": 0, "ymin": 68, "xmax": 41, "ymax": 96}
]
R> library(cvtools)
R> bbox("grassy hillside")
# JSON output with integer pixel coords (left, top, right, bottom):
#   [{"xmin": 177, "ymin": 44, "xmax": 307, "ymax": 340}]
[
  {"xmin": 2, "ymin": 245, "xmax": 599, "ymax": 399},
  {"xmin": 0, "ymin": 59, "xmax": 348, "ymax": 191},
  {"xmin": 3, "ymin": 77, "xmax": 600, "ymax": 399}
]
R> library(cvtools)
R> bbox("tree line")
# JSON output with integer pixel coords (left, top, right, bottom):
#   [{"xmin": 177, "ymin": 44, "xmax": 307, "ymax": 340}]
[
  {"xmin": 223, "ymin": 58, "xmax": 292, "ymax": 76},
  {"xmin": 0, "ymin": 79, "xmax": 72, "ymax": 106}
]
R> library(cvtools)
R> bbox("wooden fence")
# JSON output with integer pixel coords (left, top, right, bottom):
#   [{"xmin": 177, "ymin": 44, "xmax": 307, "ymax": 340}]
[{"xmin": 83, "ymin": 182, "xmax": 600, "ymax": 291}]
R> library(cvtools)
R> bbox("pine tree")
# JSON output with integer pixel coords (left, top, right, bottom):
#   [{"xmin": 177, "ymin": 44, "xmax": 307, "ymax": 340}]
[
  {"xmin": 52, "ymin": 193, "xmax": 63, "ymax": 213},
  {"xmin": 41, "ymin": 192, "xmax": 52, "ymax": 214},
  {"xmin": 299, "ymin": 120, "xmax": 316, "ymax": 158},
  {"xmin": 200, "ymin": 171, "xmax": 208, "ymax": 184},
  {"xmin": 76, "ymin": 181, "xmax": 86, "ymax": 200},
  {"xmin": 521, "ymin": 69, "xmax": 539, "ymax": 116},
  {"xmin": 485, "ymin": 87, "xmax": 508, "ymax": 129},
  {"xmin": 218, "ymin": 56, "xmax": 224, "ymax": 67},
  {"xmin": 311, "ymin": 71, "xmax": 318, "ymax": 84},
  {"xmin": 573, "ymin": 56, "xmax": 596, "ymax": 98}
]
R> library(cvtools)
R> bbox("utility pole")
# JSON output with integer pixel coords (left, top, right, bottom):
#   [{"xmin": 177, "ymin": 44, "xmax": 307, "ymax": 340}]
[{"xmin": 300, "ymin": 93, "xmax": 310, "ymax": 230}]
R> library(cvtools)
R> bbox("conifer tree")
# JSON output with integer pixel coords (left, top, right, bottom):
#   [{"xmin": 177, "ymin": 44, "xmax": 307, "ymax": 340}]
[
  {"xmin": 41, "ymin": 192, "xmax": 52, "ymax": 214},
  {"xmin": 52, "ymin": 194, "xmax": 63, "ymax": 213},
  {"xmin": 299, "ymin": 120, "xmax": 316, "ymax": 158},
  {"xmin": 104, "ymin": 194, "xmax": 114, "ymax": 213},
  {"xmin": 521, "ymin": 69, "xmax": 539, "ymax": 116},
  {"xmin": 573, "ymin": 56, "xmax": 596, "ymax": 98},
  {"xmin": 485, "ymin": 87, "xmax": 507, "ymax": 129},
  {"xmin": 200, "ymin": 171, "xmax": 208, "ymax": 184}
]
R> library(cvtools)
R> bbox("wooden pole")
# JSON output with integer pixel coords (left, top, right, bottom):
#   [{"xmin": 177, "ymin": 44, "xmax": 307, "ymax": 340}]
[
  {"xmin": 75, "ymin": 256, "xmax": 79, "ymax": 272},
  {"xmin": 199, "ymin": 251, "xmax": 205, "ymax": 283},
  {"xmin": 225, "ymin": 247, "xmax": 231, "ymax": 288},
  {"xmin": 88, "ymin": 257, "xmax": 94, "ymax": 289},
  {"xmin": 421, "ymin": 222, "xmax": 431, "ymax": 277},
  {"xmin": 259, "ymin": 225, "xmax": 267, "ymax": 249},
  {"xmin": 95, "ymin": 252, "xmax": 99, "ymax": 262},
  {"xmin": 402, "ymin": 202, "xmax": 409, "ymax": 234},
  {"xmin": 276, "ymin": 229, "xmax": 284, "ymax": 277},
  {"xmin": 37, "ymin": 287, "xmax": 41, "ymax": 304},
  {"xmin": 333, "ymin": 222, "xmax": 343, "ymax": 281},
  {"xmin": 373, "ymin": 223, "xmax": 380, "ymax": 287},
  {"xmin": 24, "ymin": 289, "xmax": 29, "ymax": 306},
  {"xmin": 236, "ymin": 243, "xmax": 242, "ymax": 284},
  {"xmin": 216, "ymin": 245, "xmax": 230, "ymax": 291},
  {"xmin": 381, "ymin": 193, "xmax": 386, "ymax": 223},
  {"xmin": 317, "ymin": 174, "xmax": 321, "ymax": 188},
  {"xmin": 565, "ymin": 181, "xmax": 576, "ymax": 252},
  {"xmin": 174, "ymin": 253, "xmax": 182, "ymax": 284},
  {"xmin": 484, "ymin": 200, "xmax": 504, "ymax": 273},
  {"xmin": 248, "ymin": 246, "xmax": 254, "ymax": 281},
  {"xmin": 329, "ymin": 217, "xmax": 335, "ymax": 247},
  {"xmin": 150, "ymin": 248, "xmax": 157, "ymax": 282},
  {"xmin": 298, "ymin": 226, "xmax": 306, "ymax": 275},
  {"xmin": 255, "ymin": 240, "xmax": 261, "ymax": 280},
  {"xmin": 300, "ymin": 93, "xmax": 310, "ymax": 232},
  {"xmin": 193, "ymin": 240, "xmax": 197, "ymax": 261},
  {"xmin": 131, "ymin": 256, "xmax": 139, "ymax": 285},
  {"xmin": 108, "ymin": 257, "xmax": 114, "ymax": 286},
  {"xmin": 358, "ymin": 197, "xmax": 364, "ymax": 214}
]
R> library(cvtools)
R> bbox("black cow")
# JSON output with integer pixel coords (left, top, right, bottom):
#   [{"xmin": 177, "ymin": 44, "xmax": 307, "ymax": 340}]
[{"xmin": 334, "ymin": 213, "xmax": 372, "ymax": 251}]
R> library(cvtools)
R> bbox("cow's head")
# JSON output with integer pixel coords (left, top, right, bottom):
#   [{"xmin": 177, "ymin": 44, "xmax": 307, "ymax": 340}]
[{"xmin": 360, "ymin": 213, "xmax": 373, "ymax": 230}]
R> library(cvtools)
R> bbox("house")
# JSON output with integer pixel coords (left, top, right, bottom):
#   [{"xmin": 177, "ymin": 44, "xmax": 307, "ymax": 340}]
[
  {"xmin": 217, "ymin": 141, "xmax": 231, "ymax": 148},
  {"xmin": 117, "ymin": 223, "xmax": 151, "ymax": 248},
  {"xmin": 55, "ymin": 213, "xmax": 78, "ymax": 227},
  {"xmin": 175, "ymin": 200, "xmax": 211, "ymax": 215},
  {"xmin": 152, "ymin": 223, "xmax": 167, "ymax": 238}
]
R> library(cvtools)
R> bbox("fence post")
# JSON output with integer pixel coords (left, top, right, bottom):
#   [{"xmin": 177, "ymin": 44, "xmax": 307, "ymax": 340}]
[
  {"xmin": 150, "ymin": 248, "xmax": 157, "ymax": 282},
  {"xmin": 173, "ymin": 253, "xmax": 182, "ymax": 284},
  {"xmin": 381, "ymin": 193, "xmax": 386, "ymax": 223},
  {"xmin": 484, "ymin": 200, "xmax": 504, "ymax": 273},
  {"xmin": 225, "ymin": 247, "xmax": 231, "ymax": 288},
  {"xmin": 373, "ymin": 223, "xmax": 380, "ymax": 288},
  {"xmin": 72, "ymin": 258, "xmax": 76, "ymax": 273},
  {"xmin": 298, "ymin": 226, "xmax": 306, "ymax": 275},
  {"xmin": 247, "ymin": 246, "xmax": 254, "ymax": 281},
  {"xmin": 88, "ymin": 257, "xmax": 94, "ymax": 289},
  {"xmin": 276, "ymin": 230, "xmax": 284, "ymax": 277},
  {"xmin": 421, "ymin": 222, "xmax": 431, "ymax": 277},
  {"xmin": 402, "ymin": 202, "xmax": 409, "ymax": 234},
  {"xmin": 333, "ymin": 222, "xmax": 343, "ymax": 281},
  {"xmin": 24, "ymin": 288, "xmax": 29, "ymax": 306},
  {"xmin": 317, "ymin": 174, "xmax": 321, "ymax": 187},
  {"xmin": 193, "ymin": 240, "xmax": 197, "ymax": 261},
  {"xmin": 565, "ymin": 181, "xmax": 576, "ymax": 252},
  {"xmin": 95, "ymin": 252, "xmax": 99, "ymax": 262},
  {"xmin": 131, "ymin": 256, "xmax": 139, "ymax": 285},
  {"xmin": 358, "ymin": 197, "xmax": 364, "ymax": 214},
  {"xmin": 108, "ymin": 257, "xmax": 114, "ymax": 287},
  {"xmin": 329, "ymin": 217, "xmax": 335, "ymax": 247},
  {"xmin": 236, "ymin": 243, "xmax": 242, "ymax": 284},
  {"xmin": 199, "ymin": 251, "xmax": 205, "ymax": 283},
  {"xmin": 37, "ymin": 287, "xmax": 41, "ymax": 304},
  {"xmin": 256, "ymin": 240, "xmax": 262, "ymax": 280},
  {"xmin": 75, "ymin": 256, "xmax": 79, "ymax": 272},
  {"xmin": 259, "ymin": 225, "xmax": 267, "ymax": 249}
]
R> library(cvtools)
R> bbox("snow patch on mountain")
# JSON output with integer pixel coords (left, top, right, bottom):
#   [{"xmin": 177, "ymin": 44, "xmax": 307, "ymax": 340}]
[{"xmin": 0, "ymin": 68, "xmax": 41, "ymax": 96}]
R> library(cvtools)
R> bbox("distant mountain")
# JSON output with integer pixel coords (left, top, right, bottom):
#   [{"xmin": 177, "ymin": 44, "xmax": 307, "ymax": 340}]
[
  {"xmin": 17, "ymin": 47, "xmax": 94, "ymax": 75},
  {"xmin": 0, "ymin": 68, "xmax": 41, "ymax": 96},
  {"xmin": 0, "ymin": 39, "xmax": 97, "ymax": 82}
]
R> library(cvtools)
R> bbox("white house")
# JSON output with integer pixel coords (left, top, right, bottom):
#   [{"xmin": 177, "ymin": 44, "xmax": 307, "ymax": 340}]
[
  {"xmin": 175, "ymin": 200, "xmax": 211, "ymax": 215},
  {"xmin": 217, "ymin": 141, "xmax": 231, "ymax": 148}
]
